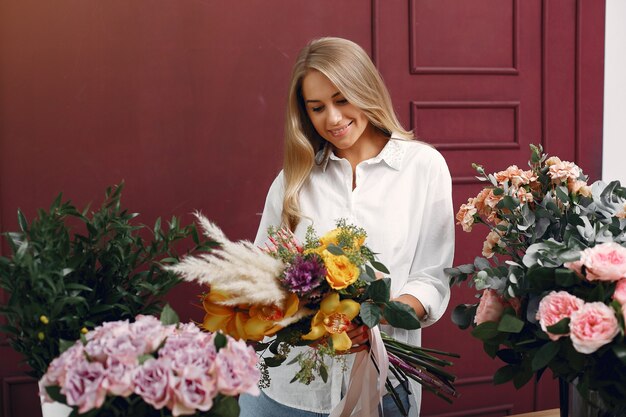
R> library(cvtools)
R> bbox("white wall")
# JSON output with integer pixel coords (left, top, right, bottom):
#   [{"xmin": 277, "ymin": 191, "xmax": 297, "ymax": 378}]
[{"xmin": 602, "ymin": 0, "xmax": 626, "ymax": 184}]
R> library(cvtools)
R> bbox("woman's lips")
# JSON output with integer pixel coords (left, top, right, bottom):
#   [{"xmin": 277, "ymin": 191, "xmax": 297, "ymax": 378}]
[{"xmin": 328, "ymin": 121, "xmax": 353, "ymax": 138}]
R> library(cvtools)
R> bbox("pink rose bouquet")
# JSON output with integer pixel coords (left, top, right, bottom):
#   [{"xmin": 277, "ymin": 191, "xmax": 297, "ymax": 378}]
[
  {"xmin": 447, "ymin": 145, "xmax": 626, "ymax": 414},
  {"xmin": 39, "ymin": 307, "xmax": 260, "ymax": 417}
]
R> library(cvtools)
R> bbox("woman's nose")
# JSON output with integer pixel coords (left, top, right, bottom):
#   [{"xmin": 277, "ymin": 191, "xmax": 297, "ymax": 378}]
[{"xmin": 328, "ymin": 106, "xmax": 342, "ymax": 125}]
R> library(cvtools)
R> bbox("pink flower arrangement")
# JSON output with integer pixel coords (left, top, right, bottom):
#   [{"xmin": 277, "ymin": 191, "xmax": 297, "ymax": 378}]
[
  {"xmin": 448, "ymin": 145, "xmax": 626, "ymax": 412},
  {"xmin": 39, "ymin": 315, "xmax": 260, "ymax": 417}
]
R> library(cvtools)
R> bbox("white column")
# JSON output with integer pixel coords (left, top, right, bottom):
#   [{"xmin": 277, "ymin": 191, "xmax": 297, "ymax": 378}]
[{"xmin": 602, "ymin": 0, "xmax": 626, "ymax": 184}]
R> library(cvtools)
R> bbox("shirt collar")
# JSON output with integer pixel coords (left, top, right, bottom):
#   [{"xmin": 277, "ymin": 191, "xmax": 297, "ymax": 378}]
[{"xmin": 316, "ymin": 133, "xmax": 406, "ymax": 172}]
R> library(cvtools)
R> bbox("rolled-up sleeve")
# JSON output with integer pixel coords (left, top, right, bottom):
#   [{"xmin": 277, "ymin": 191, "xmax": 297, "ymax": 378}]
[{"xmin": 399, "ymin": 153, "xmax": 455, "ymax": 328}]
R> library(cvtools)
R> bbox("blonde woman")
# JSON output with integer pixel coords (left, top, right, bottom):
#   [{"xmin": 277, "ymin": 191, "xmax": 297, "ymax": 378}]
[{"xmin": 241, "ymin": 37, "xmax": 455, "ymax": 417}]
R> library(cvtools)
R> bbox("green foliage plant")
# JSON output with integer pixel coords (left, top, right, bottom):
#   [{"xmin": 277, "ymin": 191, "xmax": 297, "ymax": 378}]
[{"xmin": 0, "ymin": 183, "xmax": 215, "ymax": 378}]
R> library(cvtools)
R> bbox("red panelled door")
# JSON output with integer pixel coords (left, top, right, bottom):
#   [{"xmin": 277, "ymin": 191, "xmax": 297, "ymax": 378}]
[
  {"xmin": 0, "ymin": 1, "xmax": 604, "ymax": 416},
  {"xmin": 376, "ymin": 1, "xmax": 605, "ymax": 415}
]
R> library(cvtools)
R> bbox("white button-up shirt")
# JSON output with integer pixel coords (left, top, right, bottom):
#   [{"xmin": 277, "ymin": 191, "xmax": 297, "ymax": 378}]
[{"xmin": 254, "ymin": 138, "xmax": 455, "ymax": 415}]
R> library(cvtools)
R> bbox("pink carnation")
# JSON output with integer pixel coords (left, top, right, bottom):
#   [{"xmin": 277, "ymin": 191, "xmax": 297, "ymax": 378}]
[
  {"xmin": 62, "ymin": 361, "xmax": 107, "ymax": 414},
  {"xmin": 548, "ymin": 160, "xmax": 581, "ymax": 184},
  {"xmin": 569, "ymin": 302, "xmax": 619, "ymax": 354},
  {"xmin": 170, "ymin": 367, "xmax": 217, "ymax": 417},
  {"xmin": 213, "ymin": 339, "xmax": 260, "ymax": 396},
  {"xmin": 614, "ymin": 279, "xmax": 626, "ymax": 305},
  {"xmin": 133, "ymin": 359, "xmax": 174, "ymax": 410},
  {"xmin": 566, "ymin": 242, "xmax": 626, "ymax": 282},
  {"xmin": 474, "ymin": 289, "xmax": 507, "ymax": 325},
  {"xmin": 536, "ymin": 291, "xmax": 584, "ymax": 341}
]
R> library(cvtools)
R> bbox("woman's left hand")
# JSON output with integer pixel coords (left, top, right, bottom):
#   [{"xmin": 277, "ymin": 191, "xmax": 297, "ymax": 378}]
[{"xmin": 345, "ymin": 324, "xmax": 369, "ymax": 354}]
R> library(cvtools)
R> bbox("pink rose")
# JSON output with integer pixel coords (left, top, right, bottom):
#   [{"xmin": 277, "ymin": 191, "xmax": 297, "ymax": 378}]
[
  {"xmin": 576, "ymin": 242, "xmax": 626, "ymax": 282},
  {"xmin": 39, "ymin": 343, "xmax": 87, "ymax": 402},
  {"xmin": 614, "ymin": 279, "xmax": 626, "ymax": 305},
  {"xmin": 569, "ymin": 302, "xmax": 619, "ymax": 354},
  {"xmin": 474, "ymin": 289, "xmax": 507, "ymax": 325},
  {"xmin": 536, "ymin": 291, "xmax": 584, "ymax": 341},
  {"xmin": 133, "ymin": 359, "xmax": 173, "ymax": 409},
  {"xmin": 103, "ymin": 357, "xmax": 134, "ymax": 396},
  {"xmin": 62, "ymin": 361, "xmax": 107, "ymax": 414},
  {"xmin": 213, "ymin": 339, "xmax": 260, "ymax": 396},
  {"xmin": 131, "ymin": 315, "xmax": 171, "ymax": 352},
  {"xmin": 170, "ymin": 367, "xmax": 217, "ymax": 416}
]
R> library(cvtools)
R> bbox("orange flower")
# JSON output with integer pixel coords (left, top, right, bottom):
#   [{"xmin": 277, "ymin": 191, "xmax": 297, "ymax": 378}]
[{"xmin": 321, "ymin": 250, "xmax": 360, "ymax": 290}]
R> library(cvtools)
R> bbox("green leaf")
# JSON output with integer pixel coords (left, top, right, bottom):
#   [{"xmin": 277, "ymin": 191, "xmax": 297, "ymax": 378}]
[
  {"xmin": 546, "ymin": 317, "xmax": 570, "ymax": 335},
  {"xmin": 497, "ymin": 314, "xmax": 524, "ymax": 333},
  {"xmin": 474, "ymin": 257, "xmax": 491, "ymax": 270},
  {"xmin": 457, "ymin": 264, "xmax": 475, "ymax": 274},
  {"xmin": 64, "ymin": 283, "xmax": 93, "ymax": 292},
  {"xmin": 138, "ymin": 354, "xmax": 154, "ymax": 365},
  {"xmin": 263, "ymin": 356, "xmax": 285, "ymax": 367},
  {"xmin": 45, "ymin": 386, "xmax": 67, "ymax": 404},
  {"xmin": 371, "ymin": 261, "xmax": 390, "ymax": 274},
  {"xmin": 368, "ymin": 278, "xmax": 390, "ymax": 303},
  {"xmin": 471, "ymin": 321, "xmax": 500, "ymax": 340},
  {"xmin": 326, "ymin": 244, "xmax": 344, "ymax": 255},
  {"xmin": 492, "ymin": 187, "xmax": 504, "ymax": 196},
  {"xmin": 612, "ymin": 345, "xmax": 626, "ymax": 365},
  {"xmin": 382, "ymin": 301, "xmax": 421, "ymax": 330},
  {"xmin": 554, "ymin": 268, "xmax": 578, "ymax": 287},
  {"xmin": 214, "ymin": 333, "xmax": 227, "ymax": 352},
  {"xmin": 209, "ymin": 395, "xmax": 240, "ymax": 417},
  {"xmin": 493, "ymin": 364, "xmax": 516, "ymax": 385},
  {"xmin": 359, "ymin": 302, "xmax": 382, "ymax": 328},
  {"xmin": 59, "ymin": 339, "xmax": 76, "ymax": 354},
  {"xmin": 451, "ymin": 304, "xmax": 476, "ymax": 330},
  {"xmin": 531, "ymin": 342, "xmax": 560, "ymax": 371},
  {"xmin": 159, "ymin": 304, "xmax": 179, "ymax": 326},
  {"xmin": 17, "ymin": 209, "xmax": 28, "ymax": 232},
  {"xmin": 319, "ymin": 363, "xmax": 328, "ymax": 383},
  {"xmin": 555, "ymin": 185, "xmax": 570, "ymax": 203}
]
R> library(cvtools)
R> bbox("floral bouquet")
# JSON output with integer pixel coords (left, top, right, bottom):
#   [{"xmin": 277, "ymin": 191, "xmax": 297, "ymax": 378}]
[
  {"xmin": 39, "ymin": 306, "xmax": 260, "ymax": 417},
  {"xmin": 168, "ymin": 215, "xmax": 459, "ymax": 416},
  {"xmin": 447, "ymin": 144, "xmax": 626, "ymax": 414}
]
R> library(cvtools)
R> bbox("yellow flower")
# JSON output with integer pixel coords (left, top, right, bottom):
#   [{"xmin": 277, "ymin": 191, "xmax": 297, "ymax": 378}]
[
  {"xmin": 202, "ymin": 289, "xmax": 300, "ymax": 341},
  {"xmin": 80, "ymin": 327, "xmax": 88, "ymax": 334},
  {"xmin": 201, "ymin": 289, "xmax": 251, "ymax": 340},
  {"xmin": 39, "ymin": 315, "xmax": 49, "ymax": 325},
  {"xmin": 319, "ymin": 228, "xmax": 341, "ymax": 247},
  {"xmin": 37, "ymin": 332, "xmax": 45, "ymax": 341},
  {"xmin": 321, "ymin": 250, "xmax": 360, "ymax": 290},
  {"xmin": 244, "ymin": 293, "xmax": 300, "ymax": 340},
  {"xmin": 302, "ymin": 293, "xmax": 360, "ymax": 351}
]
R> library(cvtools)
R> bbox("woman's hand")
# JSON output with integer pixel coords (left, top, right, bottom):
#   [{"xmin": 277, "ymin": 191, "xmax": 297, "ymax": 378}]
[{"xmin": 345, "ymin": 324, "xmax": 369, "ymax": 354}]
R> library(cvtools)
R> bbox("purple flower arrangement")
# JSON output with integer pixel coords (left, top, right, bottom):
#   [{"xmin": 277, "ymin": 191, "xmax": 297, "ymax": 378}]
[{"xmin": 39, "ymin": 314, "xmax": 260, "ymax": 417}]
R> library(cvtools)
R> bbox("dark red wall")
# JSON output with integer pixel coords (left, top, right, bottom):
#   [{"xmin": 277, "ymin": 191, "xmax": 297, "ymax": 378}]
[{"xmin": 0, "ymin": 1, "xmax": 605, "ymax": 416}]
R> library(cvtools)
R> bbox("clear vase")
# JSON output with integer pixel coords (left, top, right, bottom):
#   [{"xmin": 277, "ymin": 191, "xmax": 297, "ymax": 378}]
[{"xmin": 560, "ymin": 378, "xmax": 617, "ymax": 417}]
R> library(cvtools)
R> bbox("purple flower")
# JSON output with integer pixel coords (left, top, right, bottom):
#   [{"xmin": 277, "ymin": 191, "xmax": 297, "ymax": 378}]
[{"xmin": 282, "ymin": 255, "xmax": 326, "ymax": 297}]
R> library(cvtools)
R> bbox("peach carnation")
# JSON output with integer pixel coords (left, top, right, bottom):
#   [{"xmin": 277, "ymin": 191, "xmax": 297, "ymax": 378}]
[
  {"xmin": 548, "ymin": 160, "xmax": 581, "ymax": 184},
  {"xmin": 536, "ymin": 291, "xmax": 584, "ymax": 341},
  {"xmin": 568, "ymin": 179, "xmax": 592, "ymax": 197},
  {"xmin": 456, "ymin": 198, "xmax": 478, "ymax": 232}
]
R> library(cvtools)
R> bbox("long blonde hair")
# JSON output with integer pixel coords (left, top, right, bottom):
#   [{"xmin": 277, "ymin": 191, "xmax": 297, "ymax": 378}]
[{"xmin": 282, "ymin": 37, "xmax": 414, "ymax": 231}]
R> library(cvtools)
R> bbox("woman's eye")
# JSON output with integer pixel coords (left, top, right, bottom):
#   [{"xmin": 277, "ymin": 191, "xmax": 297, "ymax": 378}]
[
  {"xmin": 336, "ymin": 99, "xmax": 348, "ymax": 105},
  {"xmin": 311, "ymin": 106, "xmax": 324, "ymax": 113}
]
